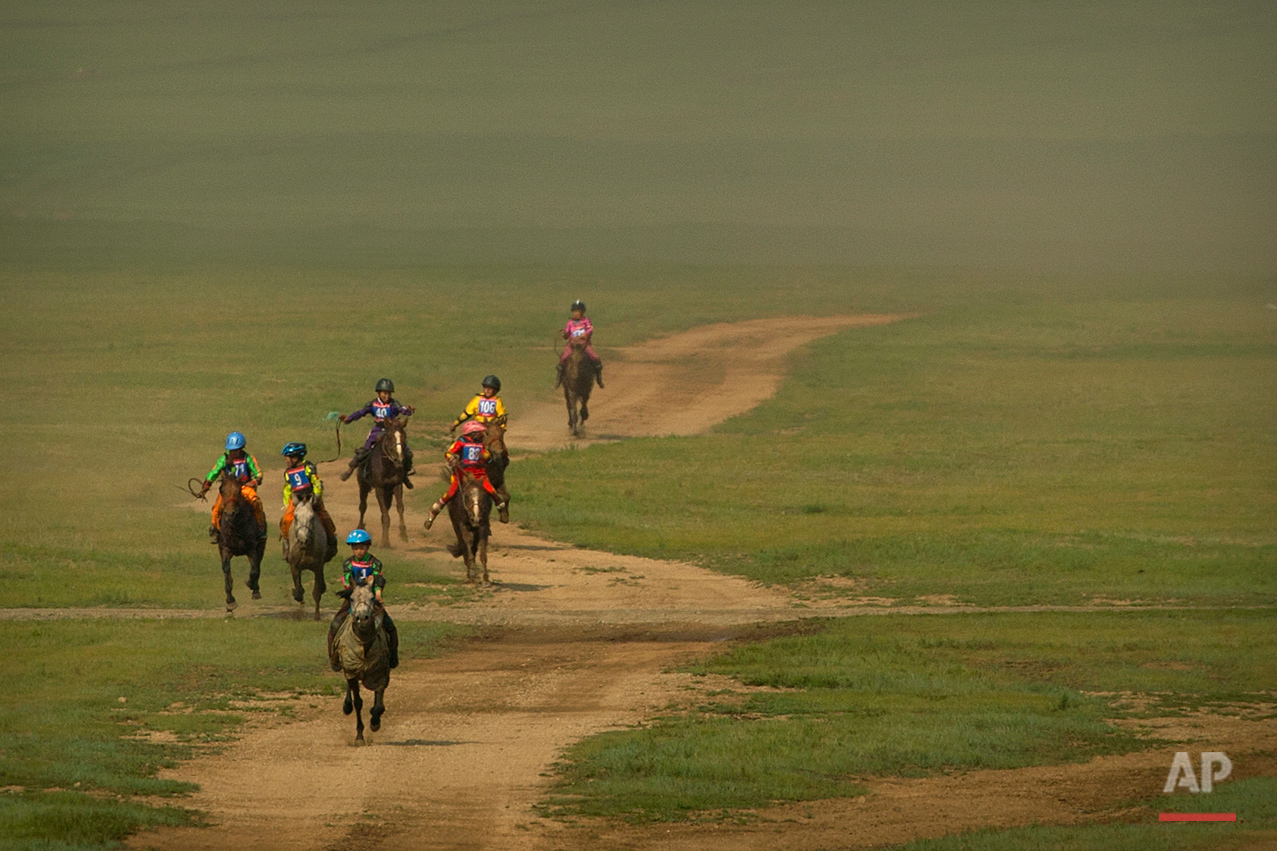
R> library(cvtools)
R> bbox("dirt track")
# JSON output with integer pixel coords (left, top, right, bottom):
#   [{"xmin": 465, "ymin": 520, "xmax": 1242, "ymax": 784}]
[{"xmin": 118, "ymin": 315, "xmax": 1275, "ymax": 851}]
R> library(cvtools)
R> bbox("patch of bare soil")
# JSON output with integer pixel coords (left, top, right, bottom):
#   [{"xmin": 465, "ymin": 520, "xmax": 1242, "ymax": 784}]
[{"xmin": 114, "ymin": 315, "xmax": 1272, "ymax": 849}]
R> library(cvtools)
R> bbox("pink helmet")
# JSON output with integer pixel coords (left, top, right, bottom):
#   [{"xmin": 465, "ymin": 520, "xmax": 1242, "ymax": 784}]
[{"xmin": 461, "ymin": 420, "xmax": 487, "ymax": 436}]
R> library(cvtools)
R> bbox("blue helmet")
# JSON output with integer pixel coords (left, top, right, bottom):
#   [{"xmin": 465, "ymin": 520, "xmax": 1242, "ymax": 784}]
[
  {"xmin": 225, "ymin": 431, "xmax": 246, "ymax": 451},
  {"xmin": 281, "ymin": 442, "xmax": 307, "ymax": 458},
  {"xmin": 346, "ymin": 529, "xmax": 372, "ymax": 545}
]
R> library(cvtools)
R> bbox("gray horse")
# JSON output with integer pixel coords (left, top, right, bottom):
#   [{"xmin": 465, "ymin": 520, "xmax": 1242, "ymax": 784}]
[
  {"xmin": 333, "ymin": 583, "xmax": 390, "ymax": 743},
  {"xmin": 285, "ymin": 495, "xmax": 331, "ymax": 620}
]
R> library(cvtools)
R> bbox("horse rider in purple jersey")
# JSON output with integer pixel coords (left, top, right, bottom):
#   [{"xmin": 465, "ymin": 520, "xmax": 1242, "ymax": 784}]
[{"xmin": 339, "ymin": 378, "xmax": 416, "ymax": 486}]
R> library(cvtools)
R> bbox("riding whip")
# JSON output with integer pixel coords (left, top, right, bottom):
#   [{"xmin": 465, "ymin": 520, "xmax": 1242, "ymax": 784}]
[{"xmin": 315, "ymin": 411, "xmax": 343, "ymax": 465}]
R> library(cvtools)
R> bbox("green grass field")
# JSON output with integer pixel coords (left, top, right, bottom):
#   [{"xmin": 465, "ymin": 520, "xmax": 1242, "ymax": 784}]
[
  {"xmin": 540, "ymin": 610, "xmax": 1275, "ymax": 822},
  {"xmin": 2, "ymin": 0, "xmax": 1274, "ymax": 847}
]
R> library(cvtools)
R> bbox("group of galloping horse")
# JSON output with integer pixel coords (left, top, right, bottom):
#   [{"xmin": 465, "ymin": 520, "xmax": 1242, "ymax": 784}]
[{"xmin": 197, "ymin": 343, "xmax": 601, "ymax": 740}]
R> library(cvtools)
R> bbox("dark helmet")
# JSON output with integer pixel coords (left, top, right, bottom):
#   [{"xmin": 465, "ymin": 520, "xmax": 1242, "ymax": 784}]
[
  {"xmin": 570, "ymin": 299, "xmax": 586, "ymax": 312},
  {"xmin": 482, "ymin": 374, "xmax": 501, "ymax": 392},
  {"xmin": 281, "ymin": 442, "xmax": 307, "ymax": 458},
  {"xmin": 375, "ymin": 378, "xmax": 395, "ymax": 393}
]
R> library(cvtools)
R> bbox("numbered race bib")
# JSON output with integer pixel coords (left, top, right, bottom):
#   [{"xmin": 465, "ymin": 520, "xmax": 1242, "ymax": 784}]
[
  {"xmin": 230, "ymin": 458, "xmax": 251, "ymax": 481},
  {"xmin": 372, "ymin": 401, "xmax": 394, "ymax": 420},
  {"xmin": 570, "ymin": 326, "xmax": 587, "ymax": 338},
  {"xmin": 349, "ymin": 558, "xmax": 377, "ymax": 583},
  {"xmin": 286, "ymin": 465, "xmax": 312, "ymax": 491},
  {"xmin": 477, "ymin": 398, "xmax": 498, "ymax": 418},
  {"xmin": 460, "ymin": 443, "xmax": 485, "ymax": 466}
]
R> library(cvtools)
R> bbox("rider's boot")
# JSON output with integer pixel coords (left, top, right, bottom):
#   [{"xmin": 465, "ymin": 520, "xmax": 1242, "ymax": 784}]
[
  {"xmin": 497, "ymin": 502, "xmax": 510, "ymax": 524},
  {"xmin": 554, "ymin": 361, "xmax": 565, "ymax": 388},
  {"xmin": 340, "ymin": 447, "xmax": 370, "ymax": 482},
  {"xmin": 424, "ymin": 501, "xmax": 444, "ymax": 530},
  {"xmin": 595, "ymin": 362, "xmax": 605, "ymax": 388}
]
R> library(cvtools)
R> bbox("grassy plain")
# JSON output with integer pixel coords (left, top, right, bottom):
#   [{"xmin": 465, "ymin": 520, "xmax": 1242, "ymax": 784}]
[
  {"xmin": 541, "ymin": 610, "xmax": 1275, "ymax": 822},
  {"xmin": 0, "ymin": 618, "xmax": 462, "ymax": 849},
  {"xmin": 517, "ymin": 285, "xmax": 1276, "ymax": 606},
  {"xmin": 2, "ymin": 0, "xmax": 1273, "ymax": 846}
]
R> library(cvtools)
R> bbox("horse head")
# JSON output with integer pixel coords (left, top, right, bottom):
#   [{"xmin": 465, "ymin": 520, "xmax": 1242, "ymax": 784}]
[
  {"xmin": 378, "ymin": 415, "xmax": 408, "ymax": 466},
  {"xmin": 349, "ymin": 582, "xmax": 379, "ymax": 641},
  {"xmin": 292, "ymin": 494, "xmax": 314, "ymax": 546},
  {"xmin": 218, "ymin": 470, "xmax": 244, "ymax": 503},
  {"xmin": 460, "ymin": 468, "xmax": 489, "ymax": 528}
]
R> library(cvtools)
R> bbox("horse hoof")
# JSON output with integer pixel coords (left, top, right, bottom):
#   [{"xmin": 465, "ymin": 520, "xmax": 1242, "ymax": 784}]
[
  {"xmin": 343, "ymin": 697, "xmax": 353, "ymax": 715},
  {"xmin": 251, "ymin": 590, "xmax": 262, "ymax": 600},
  {"xmin": 293, "ymin": 588, "xmax": 305, "ymax": 603},
  {"xmin": 226, "ymin": 597, "xmax": 237, "ymax": 611},
  {"xmin": 370, "ymin": 718, "xmax": 381, "ymax": 733}
]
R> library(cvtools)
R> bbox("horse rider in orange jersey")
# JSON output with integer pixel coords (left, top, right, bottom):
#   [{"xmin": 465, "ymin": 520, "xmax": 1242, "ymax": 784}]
[{"xmin": 423, "ymin": 420, "xmax": 509, "ymax": 529}]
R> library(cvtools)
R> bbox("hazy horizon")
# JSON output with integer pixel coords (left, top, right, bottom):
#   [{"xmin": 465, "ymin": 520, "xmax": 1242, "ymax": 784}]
[{"xmin": 2, "ymin": 1, "xmax": 1274, "ymax": 272}]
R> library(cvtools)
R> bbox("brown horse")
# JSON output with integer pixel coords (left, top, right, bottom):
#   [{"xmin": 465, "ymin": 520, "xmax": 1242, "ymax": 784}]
[
  {"xmin": 285, "ymin": 493, "xmax": 330, "ymax": 620},
  {"xmin": 357, "ymin": 415, "xmax": 409, "ymax": 547},
  {"xmin": 334, "ymin": 582, "xmax": 390, "ymax": 743},
  {"xmin": 445, "ymin": 464, "xmax": 492, "ymax": 584},
  {"xmin": 483, "ymin": 421, "xmax": 510, "ymax": 522},
  {"xmin": 562, "ymin": 338, "xmax": 598, "ymax": 436},
  {"xmin": 214, "ymin": 472, "xmax": 264, "ymax": 612}
]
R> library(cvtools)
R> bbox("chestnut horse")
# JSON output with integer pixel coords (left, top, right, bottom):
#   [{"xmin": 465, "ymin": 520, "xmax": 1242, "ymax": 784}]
[
  {"xmin": 562, "ymin": 338, "xmax": 597, "ymax": 436},
  {"xmin": 214, "ymin": 472, "xmax": 264, "ymax": 612},
  {"xmin": 445, "ymin": 464, "xmax": 492, "ymax": 584},
  {"xmin": 356, "ymin": 415, "xmax": 409, "ymax": 547}
]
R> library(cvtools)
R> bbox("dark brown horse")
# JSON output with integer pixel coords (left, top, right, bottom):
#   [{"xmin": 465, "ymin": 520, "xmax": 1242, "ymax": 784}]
[
  {"xmin": 357, "ymin": 415, "xmax": 409, "ymax": 547},
  {"xmin": 214, "ymin": 472, "xmax": 264, "ymax": 612},
  {"xmin": 446, "ymin": 464, "xmax": 492, "ymax": 584},
  {"xmin": 284, "ymin": 493, "xmax": 330, "ymax": 620},
  {"xmin": 483, "ymin": 421, "xmax": 510, "ymax": 523},
  {"xmin": 334, "ymin": 582, "xmax": 390, "ymax": 743},
  {"xmin": 562, "ymin": 338, "xmax": 598, "ymax": 436}
]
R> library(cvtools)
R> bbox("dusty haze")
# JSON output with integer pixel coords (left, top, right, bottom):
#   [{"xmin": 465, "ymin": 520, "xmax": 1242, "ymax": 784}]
[{"xmin": 1, "ymin": 1, "xmax": 1273, "ymax": 272}]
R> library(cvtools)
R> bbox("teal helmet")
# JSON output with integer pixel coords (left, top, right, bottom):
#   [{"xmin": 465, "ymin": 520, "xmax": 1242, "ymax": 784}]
[
  {"xmin": 281, "ymin": 442, "xmax": 307, "ymax": 458},
  {"xmin": 225, "ymin": 431, "xmax": 246, "ymax": 451}
]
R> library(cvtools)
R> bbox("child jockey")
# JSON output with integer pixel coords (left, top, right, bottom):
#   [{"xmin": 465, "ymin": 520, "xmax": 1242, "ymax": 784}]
[
  {"xmin": 449, "ymin": 374, "xmax": 511, "ymax": 511},
  {"xmin": 556, "ymin": 299, "xmax": 604, "ymax": 388},
  {"xmin": 424, "ymin": 420, "xmax": 509, "ymax": 528},
  {"xmin": 327, "ymin": 529, "xmax": 400, "ymax": 670},
  {"xmin": 339, "ymin": 378, "xmax": 416, "ymax": 487},
  {"xmin": 200, "ymin": 431, "xmax": 267, "ymax": 541},
  {"xmin": 278, "ymin": 442, "xmax": 339, "ymax": 562}
]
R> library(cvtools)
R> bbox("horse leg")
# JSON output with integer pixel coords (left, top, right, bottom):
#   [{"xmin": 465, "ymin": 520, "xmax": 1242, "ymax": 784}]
[
  {"xmin": 394, "ymin": 486, "xmax": 408, "ymax": 542},
  {"xmin": 357, "ymin": 485, "xmax": 370, "ymax": 532},
  {"xmin": 479, "ymin": 531, "xmax": 489, "ymax": 585},
  {"xmin": 580, "ymin": 395, "xmax": 590, "ymax": 422},
  {"xmin": 312, "ymin": 569, "xmax": 325, "ymax": 621},
  {"xmin": 376, "ymin": 487, "xmax": 392, "ymax": 548},
  {"xmin": 369, "ymin": 688, "xmax": 385, "ymax": 733},
  {"xmin": 248, "ymin": 547, "xmax": 263, "ymax": 599},
  {"xmin": 348, "ymin": 679, "xmax": 365, "ymax": 743},
  {"xmin": 222, "ymin": 556, "xmax": 236, "ymax": 611},
  {"xmin": 291, "ymin": 563, "xmax": 305, "ymax": 604}
]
